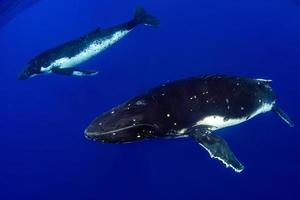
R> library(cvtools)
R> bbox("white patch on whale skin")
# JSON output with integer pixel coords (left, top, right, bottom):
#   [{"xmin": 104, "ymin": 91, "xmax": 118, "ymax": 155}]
[
  {"xmin": 195, "ymin": 102, "xmax": 275, "ymax": 130},
  {"xmin": 196, "ymin": 116, "xmax": 245, "ymax": 131},
  {"xmin": 178, "ymin": 128, "xmax": 187, "ymax": 134},
  {"xmin": 251, "ymin": 101, "xmax": 275, "ymax": 117},
  {"xmin": 41, "ymin": 30, "xmax": 130, "ymax": 72}
]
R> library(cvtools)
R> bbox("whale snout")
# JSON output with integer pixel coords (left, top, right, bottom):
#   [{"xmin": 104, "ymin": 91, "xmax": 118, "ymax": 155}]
[
  {"xmin": 18, "ymin": 69, "xmax": 39, "ymax": 80},
  {"xmin": 85, "ymin": 99, "xmax": 159, "ymax": 143},
  {"xmin": 85, "ymin": 109, "xmax": 145, "ymax": 143},
  {"xmin": 18, "ymin": 62, "xmax": 40, "ymax": 80},
  {"xmin": 18, "ymin": 72, "xmax": 30, "ymax": 80}
]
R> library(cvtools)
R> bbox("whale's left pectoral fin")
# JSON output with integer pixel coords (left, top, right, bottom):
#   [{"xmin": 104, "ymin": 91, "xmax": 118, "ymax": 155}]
[
  {"xmin": 189, "ymin": 126, "xmax": 244, "ymax": 173},
  {"xmin": 52, "ymin": 68, "xmax": 98, "ymax": 77},
  {"xmin": 273, "ymin": 105, "xmax": 295, "ymax": 127}
]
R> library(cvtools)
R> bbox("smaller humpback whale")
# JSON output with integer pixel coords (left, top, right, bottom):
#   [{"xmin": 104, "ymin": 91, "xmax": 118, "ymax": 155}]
[
  {"xmin": 18, "ymin": 7, "xmax": 158, "ymax": 80},
  {"xmin": 85, "ymin": 75, "xmax": 294, "ymax": 173}
]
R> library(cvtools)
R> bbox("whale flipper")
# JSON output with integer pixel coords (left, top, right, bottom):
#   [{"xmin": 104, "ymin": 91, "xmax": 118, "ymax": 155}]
[
  {"xmin": 273, "ymin": 105, "xmax": 295, "ymax": 127},
  {"xmin": 52, "ymin": 68, "xmax": 98, "ymax": 76},
  {"xmin": 189, "ymin": 126, "xmax": 244, "ymax": 173}
]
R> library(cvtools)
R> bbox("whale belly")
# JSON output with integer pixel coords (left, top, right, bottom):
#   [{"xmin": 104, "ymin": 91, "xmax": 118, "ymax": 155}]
[
  {"xmin": 195, "ymin": 102, "xmax": 274, "ymax": 130},
  {"xmin": 196, "ymin": 116, "xmax": 246, "ymax": 130},
  {"xmin": 41, "ymin": 30, "xmax": 130, "ymax": 72}
]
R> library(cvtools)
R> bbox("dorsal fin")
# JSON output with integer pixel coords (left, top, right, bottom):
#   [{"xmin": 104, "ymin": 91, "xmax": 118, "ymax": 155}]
[{"xmin": 88, "ymin": 28, "xmax": 102, "ymax": 35}]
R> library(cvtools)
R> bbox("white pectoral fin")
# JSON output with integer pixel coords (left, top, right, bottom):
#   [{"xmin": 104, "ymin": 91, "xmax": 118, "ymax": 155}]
[
  {"xmin": 52, "ymin": 68, "xmax": 98, "ymax": 77},
  {"xmin": 72, "ymin": 69, "xmax": 98, "ymax": 76},
  {"xmin": 188, "ymin": 126, "xmax": 244, "ymax": 173}
]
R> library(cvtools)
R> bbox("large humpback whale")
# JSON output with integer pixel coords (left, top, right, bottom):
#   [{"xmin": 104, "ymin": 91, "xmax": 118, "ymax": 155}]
[
  {"xmin": 18, "ymin": 7, "xmax": 158, "ymax": 80},
  {"xmin": 85, "ymin": 75, "xmax": 294, "ymax": 173}
]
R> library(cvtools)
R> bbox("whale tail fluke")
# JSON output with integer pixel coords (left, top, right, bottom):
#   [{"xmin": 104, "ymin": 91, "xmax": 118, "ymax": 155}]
[
  {"xmin": 134, "ymin": 6, "xmax": 159, "ymax": 26},
  {"xmin": 273, "ymin": 105, "xmax": 295, "ymax": 127}
]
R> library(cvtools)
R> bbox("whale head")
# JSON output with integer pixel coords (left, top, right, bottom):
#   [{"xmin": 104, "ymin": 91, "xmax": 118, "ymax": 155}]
[
  {"xmin": 18, "ymin": 61, "xmax": 41, "ymax": 80},
  {"xmin": 85, "ymin": 96, "xmax": 161, "ymax": 143}
]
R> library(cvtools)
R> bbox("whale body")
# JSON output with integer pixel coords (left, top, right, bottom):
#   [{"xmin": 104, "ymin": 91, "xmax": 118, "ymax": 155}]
[
  {"xmin": 18, "ymin": 7, "xmax": 158, "ymax": 80},
  {"xmin": 85, "ymin": 75, "xmax": 294, "ymax": 173}
]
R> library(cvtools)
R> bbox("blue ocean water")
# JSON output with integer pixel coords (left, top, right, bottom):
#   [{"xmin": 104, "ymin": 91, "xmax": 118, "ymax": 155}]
[
  {"xmin": 0, "ymin": 0, "xmax": 40, "ymax": 28},
  {"xmin": 0, "ymin": 0, "xmax": 299, "ymax": 199}
]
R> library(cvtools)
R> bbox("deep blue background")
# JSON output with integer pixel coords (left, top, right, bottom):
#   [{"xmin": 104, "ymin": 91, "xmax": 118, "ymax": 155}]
[
  {"xmin": 0, "ymin": 0, "xmax": 40, "ymax": 28},
  {"xmin": 0, "ymin": 0, "xmax": 299, "ymax": 199}
]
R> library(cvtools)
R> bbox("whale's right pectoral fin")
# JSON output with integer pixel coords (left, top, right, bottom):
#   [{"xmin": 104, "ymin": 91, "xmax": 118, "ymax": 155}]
[
  {"xmin": 52, "ymin": 68, "xmax": 99, "ymax": 77},
  {"xmin": 189, "ymin": 126, "xmax": 244, "ymax": 173}
]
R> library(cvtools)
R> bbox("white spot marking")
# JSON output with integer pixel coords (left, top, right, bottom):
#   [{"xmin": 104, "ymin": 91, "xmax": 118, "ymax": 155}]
[
  {"xmin": 190, "ymin": 95, "xmax": 198, "ymax": 100},
  {"xmin": 136, "ymin": 100, "xmax": 146, "ymax": 106}
]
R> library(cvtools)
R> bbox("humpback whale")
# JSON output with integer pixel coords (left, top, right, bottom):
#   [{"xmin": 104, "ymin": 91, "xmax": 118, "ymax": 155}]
[
  {"xmin": 85, "ymin": 75, "xmax": 294, "ymax": 173},
  {"xmin": 18, "ymin": 7, "xmax": 158, "ymax": 80}
]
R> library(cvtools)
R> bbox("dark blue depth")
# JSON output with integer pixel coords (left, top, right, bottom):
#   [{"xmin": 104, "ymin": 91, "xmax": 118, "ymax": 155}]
[{"xmin": 0, "ymin": 0, "xmax": 299, "ymax": 199}]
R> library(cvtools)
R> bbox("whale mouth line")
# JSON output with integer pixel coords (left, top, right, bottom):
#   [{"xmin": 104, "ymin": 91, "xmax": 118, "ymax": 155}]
[{"xmin": 86, "ymin": 123, "xmax": 159, "ymax": 137}]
